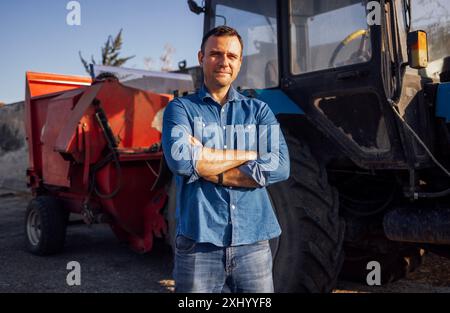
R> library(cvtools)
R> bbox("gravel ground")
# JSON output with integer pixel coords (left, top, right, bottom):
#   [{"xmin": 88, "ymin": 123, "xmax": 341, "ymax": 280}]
[
  {"xmin": 0, "ymin": 189, "xmax": 174, "ymax": 293},
  {"xmin": 335, "ymin": 252, "xmax": 450, "ymax": 293},
  {"xmin": 1, "ymin": 188, "xmax": 449, "ymax": 293}
]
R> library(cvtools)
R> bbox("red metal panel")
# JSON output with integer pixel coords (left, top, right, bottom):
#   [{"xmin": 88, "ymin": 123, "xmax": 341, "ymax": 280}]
[
  {"xmin": 41, "ymin": 98, "xmax": 75, "ymax": 187},
  {"xmin": 26, "ymin": 72, "xmax": 91, "ymax": 98},
  {"xmin": 95, "ymin": 159, "xmax": 167, "ymax": 252},
  {"xmin": 95, "ymin": 80, "xmax": 171, "ymax": 149},
  {"xmin": 25, "ymin": 72, "xmax": 91, "ymax": 188},
  {"xmin": 54, "ymin": 83, "xmax": 103, "ymax": 155}
]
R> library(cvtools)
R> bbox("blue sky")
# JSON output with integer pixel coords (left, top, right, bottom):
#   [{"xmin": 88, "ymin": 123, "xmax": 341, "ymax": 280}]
[
  {"xmin": 0, "ymin": 0, "xmax": 204, "ymax": 104},
  {"xmin": 1, "ymin": 0, "xmax": 449, "ymax": 104}
]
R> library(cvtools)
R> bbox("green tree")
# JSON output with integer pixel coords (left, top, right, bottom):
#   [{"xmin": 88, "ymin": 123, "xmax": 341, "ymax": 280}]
[{"xmin": 79, "ymin": 29, "xmax": 135, "ymax": 74}]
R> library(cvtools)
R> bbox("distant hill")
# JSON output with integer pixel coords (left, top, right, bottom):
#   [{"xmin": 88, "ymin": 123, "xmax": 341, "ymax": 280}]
[{"xmin": 0, "ymin": 101, "xmax": 28, "ymax": 191}]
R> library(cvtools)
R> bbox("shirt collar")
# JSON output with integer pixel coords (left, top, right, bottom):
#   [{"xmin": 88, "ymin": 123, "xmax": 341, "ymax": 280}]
[{"xmin": 198, "ymin": 83, "xmax": 241, "ymax": 103}]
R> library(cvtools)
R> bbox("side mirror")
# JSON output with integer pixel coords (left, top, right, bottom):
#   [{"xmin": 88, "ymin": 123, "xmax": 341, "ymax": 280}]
[
  {"xmin": 407, "ymin": 30, "xmax": 428, "ymax": 69},
  {"xmin": 187, "ymin": 0, "xmax": 205, "ymax": 15}
]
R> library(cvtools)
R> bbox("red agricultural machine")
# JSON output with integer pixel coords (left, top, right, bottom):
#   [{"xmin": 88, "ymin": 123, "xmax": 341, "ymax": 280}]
[{"xmin": 24, "ymin": 72, "xmax": 171, "ymax": 255}]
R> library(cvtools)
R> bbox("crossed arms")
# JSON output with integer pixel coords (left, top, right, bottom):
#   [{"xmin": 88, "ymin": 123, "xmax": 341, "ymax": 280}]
[
  {"xmin": 188, "ymin": 135, "xmax": 260, "ymax": 188},
  {"xmin": 161, "ymin": 99, "xmax": 290, "ymax": 189}
]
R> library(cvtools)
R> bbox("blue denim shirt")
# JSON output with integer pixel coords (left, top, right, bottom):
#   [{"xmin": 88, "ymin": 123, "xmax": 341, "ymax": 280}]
[{"xmin": 162, "ymin": 84, "xmax": 290, "ymax": 247}]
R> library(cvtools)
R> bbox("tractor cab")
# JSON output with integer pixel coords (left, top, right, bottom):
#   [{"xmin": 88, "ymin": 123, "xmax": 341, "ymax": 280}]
[
  {"xmin": 203, "ymin": 0, "xmax": 374, "ymax": 91},
  {"xmin": 191, "ymin": 0, "xmax": 432, "ymax": 170}
]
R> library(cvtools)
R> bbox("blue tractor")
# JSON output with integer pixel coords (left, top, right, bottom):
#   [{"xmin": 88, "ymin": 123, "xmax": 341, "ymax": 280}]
[{"xmin": 181, "ymin": 0, "xmax": 450, "ymax": 292}]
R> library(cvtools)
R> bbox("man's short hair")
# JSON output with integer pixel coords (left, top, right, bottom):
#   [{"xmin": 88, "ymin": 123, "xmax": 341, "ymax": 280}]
[{"xmin": 200, "ymin": 25, "xmax": 243, "ymax": 55}]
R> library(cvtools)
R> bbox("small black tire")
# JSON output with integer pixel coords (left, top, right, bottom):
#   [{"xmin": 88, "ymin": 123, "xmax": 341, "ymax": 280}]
[{"xmin": 24, "ymin": 196, "xmax": 68, "ymax": 256}]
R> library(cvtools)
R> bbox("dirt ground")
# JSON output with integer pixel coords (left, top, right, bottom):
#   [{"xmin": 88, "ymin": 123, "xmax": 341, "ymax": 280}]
[
  {"xmin": 1, "ymin": 188, "xmax": 449, "ymax": 293},
  {"xmin": 335, "ymin": 252, "xmax": 450, "ymax": 293},
  {"xmin": 0, "ymin": 188, "xmax": 174, "ymax": 293}
]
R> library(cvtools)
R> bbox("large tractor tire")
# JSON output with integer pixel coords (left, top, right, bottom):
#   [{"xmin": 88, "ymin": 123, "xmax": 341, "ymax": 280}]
[
  {"xmin": 267, "ymin": 133, "xmax": 345, "ymax": 293},
  {"xmin": 25, "ymin": 196, "xmax": 68, "ymax": 256}
]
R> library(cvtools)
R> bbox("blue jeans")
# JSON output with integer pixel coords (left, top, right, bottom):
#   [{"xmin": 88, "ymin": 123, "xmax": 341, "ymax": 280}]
[{"xmin": 173, "ymin": 235, "xmax": 274, "ymax": 293}]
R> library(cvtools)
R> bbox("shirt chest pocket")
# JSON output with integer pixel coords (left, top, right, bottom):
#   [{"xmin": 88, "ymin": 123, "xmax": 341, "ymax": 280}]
[
  {"xmin": 193, "ymin": 120, "xmax": 223, "ymax": 148},
  {"xmin": 232, "ymin": 124, "xmax": 258, "ymax": 151}
]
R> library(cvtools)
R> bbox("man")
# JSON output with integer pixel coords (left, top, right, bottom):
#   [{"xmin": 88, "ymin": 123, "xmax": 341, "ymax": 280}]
[{"xmin": 162, "ymin": 26, "xmax": 290, "ymax": 293}]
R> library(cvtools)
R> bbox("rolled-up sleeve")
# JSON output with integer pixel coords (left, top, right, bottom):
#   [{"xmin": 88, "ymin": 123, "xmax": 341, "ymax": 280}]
[
  {"xmin": 162, "ymin": 98, "xmax": 201, "ymax": 184},
  {"xmin": 238, "ymin": 103, "xmax": 290, "ymax": 187}
]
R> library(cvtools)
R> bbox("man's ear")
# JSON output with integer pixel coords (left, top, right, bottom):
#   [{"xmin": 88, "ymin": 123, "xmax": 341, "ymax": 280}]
[{"xmin": 198, "ymin": 50, "xmax": 204, "ymax": 65}]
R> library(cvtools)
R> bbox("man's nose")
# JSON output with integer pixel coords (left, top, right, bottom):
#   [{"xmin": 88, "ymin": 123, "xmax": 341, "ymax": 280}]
[{"xmin": 218, "ymin": 55, "xmax": 230, "ymax": 67}]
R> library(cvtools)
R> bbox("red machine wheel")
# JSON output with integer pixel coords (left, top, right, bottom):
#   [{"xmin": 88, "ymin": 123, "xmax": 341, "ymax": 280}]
[{"xmin": 24, "ymin": 196, "xmax": 68, "ymax": 255}]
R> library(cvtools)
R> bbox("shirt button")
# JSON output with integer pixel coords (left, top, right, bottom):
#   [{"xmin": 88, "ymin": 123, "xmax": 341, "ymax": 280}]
[
  {"xmin": 221, "ymin": 108, "xmax": 224, "ymax": 112},
  {"xmin": 229, "ymin": 186, "xmax": 233, "ymax": 189},
  {"xmin": 223, "ymin": 126, "xmax": 226, "ymax": 130},
  {"xmin": 231, "ymin": 205, "xmax": 236, "ymax": 210},
  {"xmin": 202, "ymin": 123, "xmax": 206, "ymax": 127},
  {"xmin": 224, "ymin": 145, "xmax": 227, "ymax": 149}
]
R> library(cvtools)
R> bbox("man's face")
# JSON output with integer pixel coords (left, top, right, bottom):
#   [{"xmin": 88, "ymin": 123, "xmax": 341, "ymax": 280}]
[{"xmin": 198, "ymin": 35, "xmax": 242, "ymax": 90}]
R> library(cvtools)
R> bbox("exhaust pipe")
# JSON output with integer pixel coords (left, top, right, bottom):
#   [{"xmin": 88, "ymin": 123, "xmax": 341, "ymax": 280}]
[{"xmin": 383, "ymin": 207, "xmax": 450, "ymax": 244}]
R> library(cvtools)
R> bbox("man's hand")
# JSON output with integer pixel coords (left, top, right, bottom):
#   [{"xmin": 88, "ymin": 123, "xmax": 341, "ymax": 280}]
[
  {"xmin": 189, "ymin": 135, "xmax": 202, "ymax": 146},
  {"xmin": 203, "ymin": 167, "xmax": 260, "ymax": 188},
  {"xmin": 202, "ymin": 174, "xmax": 219, "ymax": 184},
  {"xmin": 188, "ymin": 135, "xmax": 257, "ymax": 177}
]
